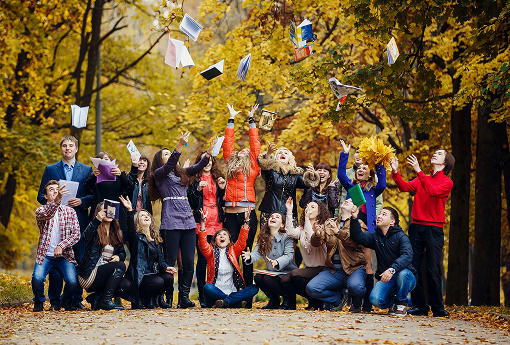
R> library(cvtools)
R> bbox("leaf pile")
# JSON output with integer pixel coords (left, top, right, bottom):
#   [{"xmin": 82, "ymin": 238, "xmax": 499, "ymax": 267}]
[{"xmin": 357, "ymin": 136, "xmax": 396, "ymax": 171}]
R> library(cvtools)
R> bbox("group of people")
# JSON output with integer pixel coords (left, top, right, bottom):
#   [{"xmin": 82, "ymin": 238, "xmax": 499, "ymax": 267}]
[{"xmin": 33, "ymin": 103, "xmax": 455, "ymax": 318}]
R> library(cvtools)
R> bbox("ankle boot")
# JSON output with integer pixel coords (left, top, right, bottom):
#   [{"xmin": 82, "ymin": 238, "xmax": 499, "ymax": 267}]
[
  {"xmin": 176, "ymin": 270, "xmax": 183, "ymax": 308},
  {"xmin": 362, "ymin": 274, "xmax": 374, "ymax": 312},
  {"xmin": 279, "ymin": 294, "xmax": 296, "ymax": 310},
  {"xmin": 86, "ymin": 293, "xmax": 101, "ymax": 311},
  {"xmin": 143, "ymin": 296, "xmax": 156, "ymax": 309},
  {"xmin": 178, "ymin": 270, "xmax": 196, "ymax": 308},
  {"xmin": 99, "ymin": 268, "xmax": 125, "ymax": 310},
  {"xmin": 113, "ymin": 297, "xmax": 123, "ymax": 309},
  {"xmin": 157, "ymin": 295, "xmax": 171, "ymax": 308},
  {"xmin": 197, "ymin": 282, "xmax": 207, "ymax": 308},
  {"xmin": 262, "ymin": 298, "xmax": 280, "ymax": 309}
]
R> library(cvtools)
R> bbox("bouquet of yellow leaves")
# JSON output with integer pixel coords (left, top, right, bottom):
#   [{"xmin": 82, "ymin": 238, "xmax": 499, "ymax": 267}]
[{"xmin": 357, "ymin": 136, "xmax": 396, "ymax": 171}]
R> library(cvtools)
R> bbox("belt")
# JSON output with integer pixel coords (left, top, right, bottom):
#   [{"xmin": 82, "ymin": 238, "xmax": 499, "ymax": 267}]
[
  {"xmin": 162, "ymin": 196, "xmax": 188, "ymax": 201},
  {"xmin": 203, "ymin": 204, "xmax": 217, "ymax": 207}
]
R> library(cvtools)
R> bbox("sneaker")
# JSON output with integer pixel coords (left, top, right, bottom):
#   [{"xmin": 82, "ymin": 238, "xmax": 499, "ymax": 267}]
[
  {"xmin": 408, "ymin": 307, "xmax": 429, "ymax": 316},
  {"xmin": 33, "ymin": 302, "xmax": 44, "ymax": 312},
  {"xmin": 349, "ymin": 306, "xmax": 362, "ymax": 313},
  {"xmin": 387, "ymin": 304, "xmax": 397, "ymax": 316},
  {"xmin": 432, "ymin": 308, "xmax": 450, "ymax": 317},
  {"xmin": 393, "ymin": 303, "xmax": 407, "ymax": 316},
  {"xmin": 215, "ymin": 299, "xmax": 227, "ymax": 308}
]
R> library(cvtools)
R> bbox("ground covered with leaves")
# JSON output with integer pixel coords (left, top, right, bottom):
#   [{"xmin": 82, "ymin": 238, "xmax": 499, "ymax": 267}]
[{"xmin": 0, "ymin": 303, "xmax": 508, "ymax": 344}]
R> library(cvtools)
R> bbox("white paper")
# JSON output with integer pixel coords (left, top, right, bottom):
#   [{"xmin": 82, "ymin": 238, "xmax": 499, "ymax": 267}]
[
  {"xmin": 180, "ymin": 46, "xmax": 194, "ymax": 67},
  {"xmin": 328, "ymin": 78, "xmax": 363, "ymax": 98},
  {"xmin": 126, "ymin": 140, "xmax": 140, "ymax": 160},
  {"xmin": 211, "ymin": 136, "xmax": 225, "ymax": 157},
  {"xmin": 164, "ymin": 37, "xmax": 184, "ymax": 69},
  {"xmin": 90, "ymin": 157, "xmax": 117, "ymax": 169},
  {"xmin": 179, "ymin": 13, "xmax": 203, "ymax": 41},
  {"xmin": 71, "ymin": 105, "xmax": 89, "ymax": 128},
  {"xmin": 203, "ymin": 59, "xmax": 224, "ymax": 73},
  {"xmin": 58, "ymin": 180, "xmax": 79, "ymax": 206}
]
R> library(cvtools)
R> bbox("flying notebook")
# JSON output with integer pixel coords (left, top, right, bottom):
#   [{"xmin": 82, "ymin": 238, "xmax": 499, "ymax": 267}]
[
  {"xmin": 165, "ymin": 37, "xmax": 194, "ymax": 69},
  {"xmin": 200, "ymin": 59, "xmax": 224, "ymax": 80},
  {"xmin": 387, "ymin": 37, "xmax": 400, "ymax": 65},
  {"xmin": 290, "ymin": 19, "xmax": 315, "ymax": 49},
  {"xmin": 179, "ymin": 13, "xmax": 203, "ymax": 41},
  {"xmin": 328, "ymin": 78, "xmax": 363, "ymax": 109},
  {"xmin": 236, "ymin": 53, "xmax": 251, "ymax": 81},
  {"xmin": 71, "ymin": 105, "xmax": 89, "ymax": 128},
  {"xmin": 348, "ymin": 184, "xmax": 366, "ymax": 207}
]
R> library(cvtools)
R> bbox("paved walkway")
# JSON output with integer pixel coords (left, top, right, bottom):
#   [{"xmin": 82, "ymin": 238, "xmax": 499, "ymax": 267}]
[{"xmin": 1, "ymin": 305, "xmax": 509, "ymax": 344}]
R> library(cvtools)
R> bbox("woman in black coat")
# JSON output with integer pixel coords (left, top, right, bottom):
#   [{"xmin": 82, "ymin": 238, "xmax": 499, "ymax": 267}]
[
  {"xmin": 119, "ymin": 196, "xmax": 176, "ymax": 309},
  {"xmin": 77, "ymin": 203, "xmax": 132, "ymax": 310},
  {"xmin": 126, "ymin": 153, "xmax": 153, "ymax": 214},
  {"xmin": 299, "ymin": 162, "xmax": 340, "ymax": 217}
]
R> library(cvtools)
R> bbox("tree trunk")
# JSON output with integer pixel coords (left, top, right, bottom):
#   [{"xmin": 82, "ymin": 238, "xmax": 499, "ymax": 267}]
[
  {"xmin": 472, "ymin": 97, "xmax": 504, "ymax": 306},
  {"xmin": 445, "ymin": 77, "xmax": 472, "ymax": 306},
  {"xmin": 0, "ymin": 173, "xmax": 17, "ymax": 229}
]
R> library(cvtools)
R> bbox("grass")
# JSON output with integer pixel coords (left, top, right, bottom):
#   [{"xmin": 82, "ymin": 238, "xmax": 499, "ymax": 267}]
[{"xmin": 0, "ymin": 272, "xmax": 32, "ymax": 307}]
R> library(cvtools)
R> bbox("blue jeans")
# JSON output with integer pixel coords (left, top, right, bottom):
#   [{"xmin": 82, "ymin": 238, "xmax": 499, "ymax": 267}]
[
  {"xmin": 370, "ymin": 268, "xmax": 417, "ymax": 309},
  {"xmin": 32, "ymin": 256, "xmax": 78, "ymax": 303},
  {"xmin": 306, "ymin": 266, "xmax": 366, "ymax": 307},
  {"xmin": 203, "ymin": 283, "xmax": 259, "ymax": 308},
  {"xmin": 48, "ymin": 239, "xmax": 85, "ymax": 304}
]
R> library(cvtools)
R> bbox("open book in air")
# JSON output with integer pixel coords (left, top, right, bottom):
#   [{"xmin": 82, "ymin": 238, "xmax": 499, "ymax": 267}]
[
  {"xmin": 71, "ymin": 105, "xmax": 89, "ymax": 128},
  {"xmin": 328, "ymin": 78, "xmax": 363, "ymax": 110},
  {"xmin": 164, "ymin": 36, "xmax": 194, "ymax": 69},
  {"xmin": 200, "ymin": 60, "xmax": 224, "ymax": 80},
  {"xmin": 179, "ymin": 13, "xmax": 203, "ymax": 41},
  {"xmin": 236, "ymin": 53, "xmax": 251, "ymax": 81},
  {"xmin": 289, "ymin": 19, "xmax": 316, "ymax": 62},
  {"xmin": 387, "ymin": 37, "xmax": 400, "ymax": 65}
]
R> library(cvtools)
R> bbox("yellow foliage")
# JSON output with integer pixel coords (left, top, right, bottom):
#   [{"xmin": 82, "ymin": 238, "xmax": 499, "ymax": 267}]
[{"xmin": 357, "ymin": 136, "xmax": 396, "ymax": 171}]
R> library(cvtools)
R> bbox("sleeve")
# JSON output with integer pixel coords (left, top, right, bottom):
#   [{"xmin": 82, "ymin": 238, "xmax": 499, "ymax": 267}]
[
  {"xmin": 84, "ymin": 172, "xmax": 97, "ymax": 192},
  {"xmin": 233, "ymin": 225, "xmax": 249, "ymax": 257},
  {"xmin": 374, "ymin": 164, "xmax": 387, "ymax": 197},
  {"xmin": 284, "ymin": 213, "xmax": 301, "ymax": 239},
  {"xmin": 223, "ymin": 120, "xmax": 235, "ymax": 161},
  {"xmin": 186, "ymin": 154, "xmax": 210, "ymax": 177},
  {"xmin": 337, "ymin": 219, "xmax": 367, "ymax": 248},
  {"xmin": 392, "ymin": 171, "xmax": 419, "ymax": 193},
  {"xmin": 123, "ymin": 210, "xmax": 137, "ymax": 244},
  {"xmin": 327, "ymin": 185, "xmax": 341, "ymax": 211},
  {"xmin": 275, "ymin": 236, "xmax": 295, "ymax": 269},
  {"xmin": 115, "ymin": 245, "xmax": 126, "ymax": 262},
  {"xmin": 390, "ymin": 233, "xmax": 414, "ymax": 274},
  {"xmin": 35, "ymin": 201, "xmax": 60, "ymax": 223},
  {"xmin": 81, "ymin": 217, "xmax": 102, "ymax": 243},
  {"xmin": 349, "ymin": 217, "xmax": 375, "ymax": 249},
  {"xmin": 197, "ymin": 230, "xmax": 214, "ymax": 260},
  {"xmin": 302, "ymin": 170, "xmax": 320, "ymax": 188},
  {"xmin": 417, "ymin": 171, "xmax": 453, "ymax": 197},
  {"xmin": 187, "ymin": 181, "xmax": 201, "ymax": 211},
  {"xmin": 310, "ymin": 230, "xmax": 325, "ymax": 247},
  {"xmin": 119, "ymin": 171, "xmax": 132, "ymax": 193},
  {"xmin": 245, "ymin": 243, "xmax": 261, "ymax": 265},
  {"xmin": 125, "ymin": 165, "xmax": 138, "ymax": 195},
  {"xmin": 299, "ymin": 220, "xmax": 315, "ymax": 255},
  {"xmin": 158, "ymin": 244, "xmax": 169, "ymax": 271},
  {"xmin": 248, "ymin": 119, "xmax": 261, "ymax": 169},
  {"xmin": 299, "ymin": 188, "xmax": 311, "ymax": 209},
  {"xmin": 59, "ymin": 208, "xmax": 81, "ymax": 249},
  {"xmin": 337, "ymin": 153, "xmax": 354, "ymax": 191},
  {"xmin": 153, "ymin": 149, "xmax": 181, "ymax": 182},
  {"xmin": 37, "ymin": 167, "xmax": 50, "ymax": 205},
  {"xmin": 375, "ymin": 194, "xmax": 383, "ymax": 216}
]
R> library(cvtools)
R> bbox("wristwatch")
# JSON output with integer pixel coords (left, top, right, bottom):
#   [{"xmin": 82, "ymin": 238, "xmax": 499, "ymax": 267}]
[{"xmin": 388, "ymin": 267, "xmax": 396, "ymax": 275}]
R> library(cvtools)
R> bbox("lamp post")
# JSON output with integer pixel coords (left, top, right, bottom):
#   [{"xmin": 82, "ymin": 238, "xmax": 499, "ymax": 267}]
[{"xmin": 95, "ymin": 45, "xmax": 102, "ymax": 155}]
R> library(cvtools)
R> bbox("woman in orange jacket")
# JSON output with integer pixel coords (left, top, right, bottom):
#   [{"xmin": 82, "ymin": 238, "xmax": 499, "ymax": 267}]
[{"xmin": 197, "ymin": 207, "xmax": 259, "ymax": 308}]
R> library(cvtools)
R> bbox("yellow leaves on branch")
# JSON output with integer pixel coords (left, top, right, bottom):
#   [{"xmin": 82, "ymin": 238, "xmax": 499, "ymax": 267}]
[{"xmin": 357, "ymin": 136, "xmax": 395, "ymax": 171}]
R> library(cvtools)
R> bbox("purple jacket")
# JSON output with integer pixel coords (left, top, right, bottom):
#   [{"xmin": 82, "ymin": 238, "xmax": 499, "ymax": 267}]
[{"xmin": 154, "ymin": 149, "xmax": 210, "ymax": 230}]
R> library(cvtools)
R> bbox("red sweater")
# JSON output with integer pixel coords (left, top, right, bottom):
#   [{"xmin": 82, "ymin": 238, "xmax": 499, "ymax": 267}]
[{"xmin": 392, "ymin": 170, "xmax": 453, "ymax": 228}]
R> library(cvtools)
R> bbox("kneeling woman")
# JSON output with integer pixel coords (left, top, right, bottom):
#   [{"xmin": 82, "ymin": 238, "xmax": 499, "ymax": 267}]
[
  {"xmin": 242, "ymin": 212, "xmax": 297, "ymax": 309},
  {"xmin": 77, "ymin": 203, "xmax": 132, "ymax": 310},
  {"xmin": 120, "ymin": 196, "xmax": 176, "ymax": 309},
  {"xmin": 197, "ymin": 208, "xmax": 258, "ymax": 308}
]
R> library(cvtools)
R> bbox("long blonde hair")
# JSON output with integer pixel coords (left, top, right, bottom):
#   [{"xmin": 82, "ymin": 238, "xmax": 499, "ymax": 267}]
[
  {"xmin": 134, "ymin": 210, "xmax": 163, "ymax": 245},
  {"xmin": 273, "ymin": 147, "xmax": 302, "ymax": 175}
]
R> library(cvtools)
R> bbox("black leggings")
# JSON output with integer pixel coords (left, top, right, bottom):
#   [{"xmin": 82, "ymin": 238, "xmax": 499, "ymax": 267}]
[
  {"xmin": 161, "ymin": 229, "xmax": 196, "ymax": 272},
  {"xmin": 139, "ymin": 272, "xmax": 174, "ymax": 298},
  {"xmin": 87, "ymin": 261, "xmax": 132, "ymax": 299},
  {"xmin": 254, "ymin": 274, "xmax": 284, "ymax": 300},
  {"xmin": 224, "ymin": 210, "xmax": 258, "ymax": 285}
]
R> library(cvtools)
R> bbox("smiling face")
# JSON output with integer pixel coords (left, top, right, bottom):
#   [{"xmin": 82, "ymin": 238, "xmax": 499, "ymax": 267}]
[
  {"xmin": 305, "ymin": 202, "xmax": 319, "ymax": 219},
  {"xmin": 237, "ymin": 148, "xmax": 250, "ymax": 158},
  {"xmin": 356, "ymin": 164, "xmax": 370, "ymax": 181},
  {"xmin": 138, "ymin": 158, "xmax": 148, "ymax": 172},
  {"xmin": 161, "ymin": 149, "xmax": 172, "ymax": 164},
  {"xmin": 317, "ymin": 168, "xmax": 330, "ymax": 183},
  {"xmin": 431, "ymin": 149, "xmax": 446, "ymax": 166},
  {"xmin": 214, "ymin": 230, "xmax": 231, "ymax": 249},
  {"xmin": 61, "ymin": 140, "xmax": 78, "ymax": 161},
  {"xmin": 44, "ymin": 184, "xmax": 60, "ymax": 203},
  {"xmin": 268, "ymin": 213, "xmax": 284, "ymax": 230},
  {"xmin": 138, "ymin": 210, "xmax": 152, "ymax": 228},
  {"xmin": 276, "ymin": 148, "xmax": 291, "ymax": 165},
  {"xmin": 201, "ymin": 153, "xmax": 212, "ymax": 173}
]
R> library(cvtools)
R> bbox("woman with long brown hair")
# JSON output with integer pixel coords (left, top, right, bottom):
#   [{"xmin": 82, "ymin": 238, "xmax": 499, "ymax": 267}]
[
  {"xmin": 300, "ymin": 163, "xmax": 340, "ymax": 217},
  {"xmin": 127, "ymin": 153, "xmax": 153, "ymax": 214},
  {"xmin": 148, "ymin": 132, "xmax": 218, "ymax": 308},
  {"xmin": 188, "ymin": 151, "xmax": 226, "ymax": 307},
  {"xmin": 242, "ymin": 212, "xmax": 297, "ymax": 309},
  {"xmin": 77, "ymin": 203, "xmax": 132, "ymax": 310}
]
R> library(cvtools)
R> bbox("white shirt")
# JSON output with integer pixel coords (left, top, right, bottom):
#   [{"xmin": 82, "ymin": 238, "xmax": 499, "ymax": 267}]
[
  {"xmin": 214, "ymin": 248, "xmax": 237, "ymax": 295},
  {"xmin": 47, "ymin": 210, "xmax": 61, "ymax": 257}
]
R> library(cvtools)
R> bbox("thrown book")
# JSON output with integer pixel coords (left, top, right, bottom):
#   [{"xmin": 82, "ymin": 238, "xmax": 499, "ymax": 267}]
[
  {"xmin": 348, "ymin": 184, "xmax": 367, "ymax": 207},
  {"xmin": 104, "ymin": 199, "xmax": 121, "ymax": 220},
  {"xmin": 211, "ymin": 136, "xmax": 225, "ymax": 157},
  {"xmin": 328, "ymin": 77, "xmax": 363, "ymax": 109},
  {"xmin": 165, "ymin": 37, "xmax": 194, "ymax": 69},
  {"xmin": 126, "ymin": 140, "xmax": 141, "ymax": 161},
  {"xmin": 387, "ymin": 37, "xmax": 400, "ymax": 65},
  {"xmin": 200, "ymin": 59, "xmax": 224, "ymax": 80},
  {"xmin": 290, "ymin": 19, "xmax": 315, "ymax": 49},
  {"xmin": 293, "ymin": 45, "xmax": 313, "ymax": 62},
  {"xmin": 179, "ymin": 13, "xmax": 203, "ymax": 41},
  {"xmin": 71, "ymin": 105, "xmax": 89, "ymax": 128},
  {"xmin": 236, "ymin": 53, "xmax": 251, "ymax": 81}
]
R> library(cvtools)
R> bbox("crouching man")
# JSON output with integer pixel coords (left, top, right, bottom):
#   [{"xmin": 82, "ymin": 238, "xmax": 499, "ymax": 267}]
[
  {"xmin": 32, "ymin": 180, "xmax": 80, "ymax": 312},
  {"xmin": 349, "ymin": 206, "xmax": 416, "ymax": 316}
]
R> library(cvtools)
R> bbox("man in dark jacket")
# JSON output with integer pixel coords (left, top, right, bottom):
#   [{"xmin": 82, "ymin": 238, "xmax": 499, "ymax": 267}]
[{"xmin": 350, "ymin": 206, "xmax": 416, "ymax": 316}]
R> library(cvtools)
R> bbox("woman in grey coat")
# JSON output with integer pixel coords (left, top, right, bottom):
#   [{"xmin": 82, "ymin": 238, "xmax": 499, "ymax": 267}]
[{"xmin": 242, "ymin": 212, "xmax": 297, "ymax": 309}]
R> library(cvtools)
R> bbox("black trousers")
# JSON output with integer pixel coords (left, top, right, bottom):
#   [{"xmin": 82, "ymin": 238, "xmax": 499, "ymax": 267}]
[
  {"xmin": 254, "ymin": 274, "xmax": 283, "ymax": 300},
  {"xmin": 87, "ymin": 262, "xmax": 132, "ymax": 299},
  {"xmin": 224, "ymin": 210, "xmax": 258, "ymax": 285},
  {"xmin": 139, "ymin": 272, "xmax": 174, "ymax": 298},
  {"xmin": 409, "ymin": 223, "xmax": 444, "ymax": 311},
  {"xmin": 161, "ymin": 229, "xmax": 196, "ymax": 272}
]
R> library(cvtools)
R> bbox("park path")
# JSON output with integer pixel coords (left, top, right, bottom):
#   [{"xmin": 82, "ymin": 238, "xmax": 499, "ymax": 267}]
[{"xmin": 1, "ymin": 304, "xmax": 509, "ymax": 344}]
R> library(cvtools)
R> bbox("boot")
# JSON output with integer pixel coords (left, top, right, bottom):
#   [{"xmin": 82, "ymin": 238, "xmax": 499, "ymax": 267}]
[
  {"xmin": 305, "ymin": 298, "xmax": 322, "ymax": 310},
  {"xmin": 143, "ymin": 296, "xmax": 156, "ymax": 309},
  {"xmin": 99, "ymin": 268, "xmax": 125, "ymax": 310},
  {"xmin": 130, "ymin": 297, "xmax": 146, "ymax": 310},
  {"xmin": 176, "ymin": 270, "xmax": 183, "ymax": 308},
  {"xmin": 86, "ymin": 292, "xmax": 101, "ymax": 311},
  {"xmin": 261, "ymin": 298, "xmax": 280, "ymax": 309},
  {"xmin": 178, "ymin": 270, "xmax": 196, "ymax": 308},
  {"xmin": 279, "ymin": 294, "xmax": 296, "ymax": 310},
  {"xmin": 197, "ymin": 281, "xmax": 207, "ymax": 308},
  {"xmin": 362, "ymin": 274, "xmax": 374, "ymax": 312},
  {"xmin": 157, "ymin": 295, "xmax": 171, "ymax": 309},
  {"xmin": 113, "ymin": 297, "xmax": 123, "ymax": 309}
]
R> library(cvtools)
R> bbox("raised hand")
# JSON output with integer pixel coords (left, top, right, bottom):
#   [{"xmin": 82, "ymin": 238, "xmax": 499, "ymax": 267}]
[
  {"xmin": 327, "ymin": 218, "xmax": 339, "ymax": 234},
  {"xmin": 131, "ymin": 152, "xmax": 140, "ymax": 167},
  {"xmin": 266, "ymin": 256, "xmax": 278, "ymax": 268},
  {"xmin": 197, "ymin": 180, "xmax": 208, "ymax": 192},
  {"xmin": 93, "ymin": 168, "xmax": 101, "ymax": 176},
  {"xmin": 248, "ymin": 103, "xmax": 260, "ymax": 118},
  {"xmin": 199, "ymin": 209, "xmax": 208, "ymax": 223},
  {"xmin": 217, "ymin": 177, "xmax": 226, "ymax": 190},
  {"xmin": 55, "ymin": 184, "xmax": 69, "ymax": 204},
  {"xmin": 285, "ymin": 197, "xmax": 293, "ymax": 213},
  {"xmin": 179, "ymin": 131, "xmax": 190, "ymax": 146},
  {"xmin": 119, "ymin": 195, "xmax": 132, "ymax": 211},
  {"xmin": 244, "ymin": 206, "xmax": 252, "ymax": 224},
  {"xmin": 207, "ymin": 135, "xmax": 219, "ymax": 156},
  {"xmin": 329, "ymin": 177, "xmax": 339, "ymax": 187},
  {"xmin": 97, "ymin": 208, "xmax": 108, "ymax": 222},
  {"xmin": 266, "ymin": 141, "xmax": 277, "ymax": 157},
  {"xmin": 313, "ymin": 220, "xmax": 323, "ymax": 237},
  {"xmin": 390, "ymin": 157, "xmax": 399, "ymax": 173},
  {"xmin": 340, "ymin": 140, "xmax": 351, "ymax": 154},
  {"xmin": 406, "ymin": 154, "xmax": 421, "ymax": 173},
  {"xmin": 306, "ymin": 163, "xmax": 315, "ymax": 176},
  {"xmin": 111, "ymin": 167, "xmax": 121, "ymax": 176},
  {"xmin": 351, "ymin": 205, "xmax": 360, "ymax": 218},
  {"xmin": 241, "ymin": 247, "xmax": 251, "ymax": 262},
  {"xmin": 227, "ymin": 103, "xmax": 241, "ymax": 119}
]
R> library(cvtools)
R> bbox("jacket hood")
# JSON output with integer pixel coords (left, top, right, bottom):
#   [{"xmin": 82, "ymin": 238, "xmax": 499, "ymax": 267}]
[
  {"xmin": 375, "ymin": 223, "xmax": 404, "ymax": 237},
  {"xmin": 258, "ymin": 153, "xmax": 304, "ymax": 175}
]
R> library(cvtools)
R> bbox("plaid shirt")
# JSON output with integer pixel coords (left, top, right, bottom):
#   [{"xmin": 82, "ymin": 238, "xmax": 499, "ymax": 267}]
[{"xmin": 35, "ymin": 201, "xmax": 80, "ymax": 265}]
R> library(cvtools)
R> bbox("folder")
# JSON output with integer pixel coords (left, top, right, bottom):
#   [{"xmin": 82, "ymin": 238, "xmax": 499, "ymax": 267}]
[{"xmin": 348, "ymin": 184, "xmax": 366, "ymax": 207}]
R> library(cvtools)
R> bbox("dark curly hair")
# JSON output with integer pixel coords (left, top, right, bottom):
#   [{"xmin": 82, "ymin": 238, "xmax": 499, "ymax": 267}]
[
  {"xmin": 148, "ymin": 148, "xmax": 191, "ymax": 201},
  {"xmin": 300, "ymin": 201, "xmax": 331, "ymax": 227},
  {"xmin": 189, "ymin": 150, "xmax": 225, "ymax": 185},
  {"xmin": 257, "ymin": 212, "xmax": 286, "ymax": 255},
  {"xmin": 314, "ymin": 163, "xmax": 332, "ymax": 193}
]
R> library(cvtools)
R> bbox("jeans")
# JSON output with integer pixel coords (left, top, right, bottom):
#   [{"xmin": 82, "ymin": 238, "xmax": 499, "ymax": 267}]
[
  {"xmin": 306, "ymin": 266, "xmax": 366, "ymax": 307},
  {"xmin": 196, "ymin": 234, "xmax": 212, "ymax": 286},
  {"xmin": 48, "ymin": 239, "xmax": 85, "ymax": 305},
  {"xmin": 370, "ymin": 268, "xmax": 417, "ymax": 309},
  {"xmin": 32, "ymin": 256, "xmax": 78, "ymax": 303},
  {"xmin": 203, "ymin": 283, "xmax": 259, "ymax": 308}
]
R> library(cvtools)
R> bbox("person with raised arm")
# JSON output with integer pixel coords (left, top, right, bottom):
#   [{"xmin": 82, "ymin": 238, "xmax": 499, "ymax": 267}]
[
  {"xmin": 32, "ymin": 181, "xmax": 80, "ymax": 312},
  {"xmin": 197, "ymin": 207, "xmax": 259, "ymax": 308},
  {"xmin": 390, "ymin": 150, "xmax": 454, "ymax": 317},
  {"xmin": 242, "ymin": 212, "xmax": 297, "ymax": 309},
  {"xmin": 306, "ymin": 199, "xmax": 368, "ymax": 312},
  {"xmin": 281, "ymin": 197, "xmax": 329, "ymax": 310},
  {"xmin": 148, "ymin": 132, "xmax": 218, "ymax": 308},
  {"xmin": 349, "ymin": 206, "xmax": 416, "ymax": 316},
  {"xmin": 127, "ymin": 153, "xmax": 153, "ymax": 214},
  {"xmin": 300, "ymin": 163, "xmax": 340, "ymax": 218},
  {"xmin": 222, "ymin": 103, "xmax": 260, "ymax": 297}
]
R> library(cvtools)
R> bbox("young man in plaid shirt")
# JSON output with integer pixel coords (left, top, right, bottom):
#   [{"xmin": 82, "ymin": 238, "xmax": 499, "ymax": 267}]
[{"xmin": 32, "ymin": 180, "xmax": 80, "ymax": 312}]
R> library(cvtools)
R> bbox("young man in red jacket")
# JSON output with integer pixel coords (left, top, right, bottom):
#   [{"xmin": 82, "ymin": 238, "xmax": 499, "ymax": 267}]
[{"xmin": 390, "ymin": 149, "xmax": 455, "ymax": 317}]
